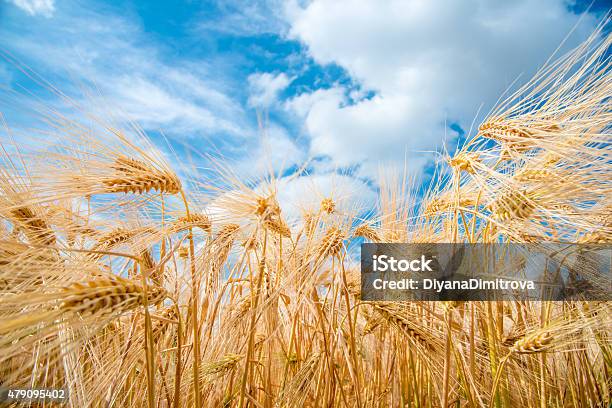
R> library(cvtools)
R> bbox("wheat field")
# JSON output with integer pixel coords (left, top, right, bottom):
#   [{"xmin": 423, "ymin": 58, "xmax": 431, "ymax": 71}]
[{"xmin": 0, "ymin": 19, "xmax": 610, "ymax": 408}]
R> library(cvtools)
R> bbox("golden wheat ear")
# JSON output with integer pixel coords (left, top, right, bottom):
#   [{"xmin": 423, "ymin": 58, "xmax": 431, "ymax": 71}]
[
  {"xmin": 201, "ymin": 353, "xmax": 243, "ymax": 377},
  {"xmin": 263, "ymin": 216, "xmax": 291, "ymax": 238},
  {"xmin": 8, "ymin": 205, "xmax": 56, "ymax": 245},
  {"xmin": 102, "ymin": 156, "xmax": 181, "ymax": 195},
  {"xmin": 320, "ymin": 197, "xmax": 336, "ymax": 214},
  {"xmin": 88, "ymin": 227, "xmax": 153, "ymax": 260},
  {"xmin": 172, "ymin": 213, "xmax": 212, "ymax": 233},
  {"xmin": 511, "ymin": 331, "xmax": 553, "ymax": 354},
  {"xmin": 60, "ymin": 276, "xmax": 167, "ymax": 316},
  {"xmin": 317, "ymin": 226, "xmax": 344, "ymax": 258},
  {"xmin": 353, "ymin": 223, "xmax": 381, "ymax": 242}
]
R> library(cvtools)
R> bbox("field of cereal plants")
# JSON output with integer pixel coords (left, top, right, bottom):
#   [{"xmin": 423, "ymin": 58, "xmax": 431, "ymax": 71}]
[{"xmin": 0, "ymin": 19, "xmax": 610, "ymax": 408}]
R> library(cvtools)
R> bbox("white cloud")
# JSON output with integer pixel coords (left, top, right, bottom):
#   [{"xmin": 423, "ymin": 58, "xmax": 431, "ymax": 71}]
[
  {"xmin": 206, "ymin": 168, "xmax": 376, "ymax": 228},
  {"xmin": 197, "ymin": 0, "xmax": 288, "ymax": 37},
  {"xmin": 8, "ymin": 0, "xmax": 54, "ymax": 17},
  {"xmin": 284, "ymin": 87, "xmax": 344, "ymax": 117},
  {"xmin": 1, "ymin": 2, "xmax": 249, "ymax": 138},
  {"xmin": 253, "ymin": 125, "xmax": 304, "ymax": 172},
  {"xmin": 111, "ymin": 75, "xmax": 242, "ymax": 136},
  {"xmin": 248, "ymin": 72, "xmax": 293, "ymax": 108},
  {"xmin": 276, "ymin": 173, "xmax": 376, "ymax": 220},
  {"xmin": 0, "ymin": 63, "xmax": 12, "ymax": 84},
  {"xmin": 234, "ymin": 124, "xmax": 305, "ymax": 178},
  {"xmin": 284, "ymin": 0, "xmax": 597, "ymax": 177}
]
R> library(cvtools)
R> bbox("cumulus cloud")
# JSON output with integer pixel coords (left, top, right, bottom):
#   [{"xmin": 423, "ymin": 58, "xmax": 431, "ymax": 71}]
[
  {"xmin": 206, "ymin": 169, "xmax": 378, "ymax": 228},
  {"xmin": 234, "ymin": 124, "xmax": 305, "ymax": 178},
  {"xmin": 284, "ymin": 87, "xmax": 344, "ymax": 117},
  {"xmin": 8, "ymin": 0, "xmax": 54, "ymax": 17},
  {"xmin": 284, "ymin": 0, "xmax": 597, "ymax": 176},
  {"xmin": 248, "ymin": 72, "xmax": 293, "ymax": 108},
  {"xmin": 203, "ymin": 171, "xmax": 376, "ymax": 237},
  {"xmin": 276, "ymin": 173, "xmax": 377, "ymax": 220}
]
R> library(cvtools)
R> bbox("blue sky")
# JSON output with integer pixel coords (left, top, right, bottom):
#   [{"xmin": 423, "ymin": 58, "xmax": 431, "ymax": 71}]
[{"xmin": 0, "ymin": 0, "xmax": 608, "ymax": 215}]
